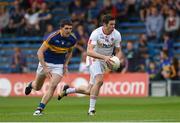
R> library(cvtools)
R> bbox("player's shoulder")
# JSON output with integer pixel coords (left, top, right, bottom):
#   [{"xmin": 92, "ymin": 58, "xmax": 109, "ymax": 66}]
[
  {"xmin": 44, "ymin": 30, "xmax": 59, "ymax": 41},
  {"xmin": 91, "ymin": 26, "xmax": 102, "ymax": 35},
  {"xmin": 95, "ymin": 26, "xmax": 103, "ymax": 33},
  {"xmin": 112, "ymin": 29, "xmax": 122, "ymax": 41},
  {"xmin": 70, "ymin": 32, "xmax": 77, "ymax": 40},
  {"xmin": 113, "ymin": 29, "xmax": 121, "ymax": 36}
]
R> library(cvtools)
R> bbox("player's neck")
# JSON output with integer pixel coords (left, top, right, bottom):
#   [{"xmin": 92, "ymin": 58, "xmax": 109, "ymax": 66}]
[
  {"xmin": 59, "ymin": 30, "xmax": 68, "ymax": 37},
  {"xmin": 102, "ymin": 27, "xmax": 112, "ymax": 35}
]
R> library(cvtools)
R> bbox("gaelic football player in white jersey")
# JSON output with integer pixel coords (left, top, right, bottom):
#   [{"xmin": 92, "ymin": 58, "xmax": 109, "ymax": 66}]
[{"xmin": 58, "ymin": 14, "xmax": 122, "ymax": 115}]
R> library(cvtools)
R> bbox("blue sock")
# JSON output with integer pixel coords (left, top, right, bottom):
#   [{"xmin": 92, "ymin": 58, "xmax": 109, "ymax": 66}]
[{"xmin": 38, "ymin": 103, "xmax": 46, "ymax": 109}]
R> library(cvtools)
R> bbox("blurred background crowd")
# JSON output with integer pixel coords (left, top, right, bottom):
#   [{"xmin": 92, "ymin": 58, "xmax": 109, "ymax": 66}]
[{"xmin": 0, "ymin": 0, "xmax": 179, "ymax": 82}]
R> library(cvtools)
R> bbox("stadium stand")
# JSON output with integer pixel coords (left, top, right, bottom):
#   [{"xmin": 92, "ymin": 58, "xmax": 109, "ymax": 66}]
[{"xmin": 0, "ymin": 0, "xmax": 179, "ymax": 80}]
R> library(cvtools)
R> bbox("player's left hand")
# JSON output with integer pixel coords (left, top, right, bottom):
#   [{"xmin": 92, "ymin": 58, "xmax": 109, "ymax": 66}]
[{"xmin": 105, "ymin": 56, "xmax": 114, "ymax": 70}]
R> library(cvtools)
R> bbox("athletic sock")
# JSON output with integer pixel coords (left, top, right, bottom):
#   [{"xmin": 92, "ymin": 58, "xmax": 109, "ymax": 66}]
[
  {"xmin": 89, "ymin": 95, "xmax": 97, "ymax": 112},
  {"xmin": 65, "ymin": 88, "xmax": 76, "ymax": 94},
  {"xmin": 38, "ymin": 103, "xmax": 46, "ymax": 110}
]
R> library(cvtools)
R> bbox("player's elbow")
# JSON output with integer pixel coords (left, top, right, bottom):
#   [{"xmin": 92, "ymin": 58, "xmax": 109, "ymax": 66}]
[{"xmin": 37, "ymin": 51, "xmax": 40, "ymax": 58}]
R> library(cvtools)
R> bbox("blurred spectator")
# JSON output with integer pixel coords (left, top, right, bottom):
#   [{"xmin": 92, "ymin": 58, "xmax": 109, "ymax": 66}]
[
  {"xmin": 151, "ymin": 0, "xmax": 163, "ymax": 11},
  {"xmin": 167, "ymin": 0, "xmax": 176, "ymax": 9},
  {"xmin": 24, "ymin": 1, "xmax": 40, "ymax": 36},
  {"xmin": 165, "ymin": 8, "xmax": 179, "ymax": 41},
  {"xmin": 86, "ymin": 0, "xmax": 100, "ymax": 32},
  {"xmin": 79, "ymin": 52, "xmax": 89, "ymax": 73},
  {"xmin": 171, "ymin": 57, "xmax": 179, "ymax": 80},
  {"xmin": 137, "ymin": 34, "xmax": 149, "ymax": 66},
  {"xmin": 4, "ymin": 1, "xmax": 25, "ymax": 36},
  {"xmin": 161, "ymin": 3, "xmax": 170, "ymax": 18},
  {"xmin": 44, "ymin": 24, "xmax": 54, "ymax": 36},
  {"xmin": 162, "ymin": 33, "xmax": 174, "ymax": 58},
  {"xmin": 99, "ymin": 0, "xmax": 117, "ymax": 18},
  {"xmin": 19, "ymin": 0, "xmax": 44, "ymax": 11},
  {"xmin": 175, "ymin": 0, "xmax": 180, "ymax": 15},
  {"xmin": 126, "ymin": 0, "xmax": 136, "ymax": 17},
  {"xmin": 115, "ymin": 0, "xmax": 128, "ymax": 22},
  {"xmin": 137, "ymin": 64, "xmax": 146, "ymax": 72},
  {"xmin": 68, "ymin": 0, "xmax": 86, "ymax": 26},
  {"xmin": 10, "ymin": 47, "xmax": 28, "ymax": 73},
  {"xmin": 0, "ymin": 6, "xmax": 9, "ymax": 37},
  {"xmin": 160, "ymin": 50, "xmax": 176, "ymax": 80},
  {"xmin": 69, "ymin": 0, "xmax": 84, "ymax": 14},
  {"xmin": 28, "ymin": 0, "xmax": 44, "ymax": 9},
  {"xmin": 139, "ymin": 0, "xmax": 150, "ymax": 21},
  {"xmin": 125, "ymin": 41, "xmax": 139, "ymax": 72},
  {"xmin": 74, "ymin": 24, "xmax": 89, "ymax": 56},
  {"xmin": 147, "ymin": 61, "xmax": 160, "ymax": 80},
  {"xmin": 18, "ymin": 0, "xmax": 31, "ymax": 11},
  {"xmin": 38, "ymin": 2, "xmax": 52, "ymax": 35},
  {"xmin": 146, "ymin": 6, "xmax": 164, "ymax": 41}
]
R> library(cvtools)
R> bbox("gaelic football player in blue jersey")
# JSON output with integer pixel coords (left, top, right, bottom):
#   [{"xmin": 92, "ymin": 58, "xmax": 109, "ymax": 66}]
[{"xmin": 25, "ymin": 19, "xmax": 77, "ymax": 115}]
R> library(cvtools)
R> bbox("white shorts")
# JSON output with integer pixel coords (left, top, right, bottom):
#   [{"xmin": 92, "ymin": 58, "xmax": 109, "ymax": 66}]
[
  {"xmin": 89, "ymin": 61, "xmax": 107, "ymax": 85},
  {"xmin": 36, "ymin": 62, "xmax": 64, "ymax": 76}
]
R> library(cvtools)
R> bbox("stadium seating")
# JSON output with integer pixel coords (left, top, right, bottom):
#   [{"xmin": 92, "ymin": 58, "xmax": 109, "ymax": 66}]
[{"xmin": 0, "ymin": 0, "xmax": 179, "ymax": 73}]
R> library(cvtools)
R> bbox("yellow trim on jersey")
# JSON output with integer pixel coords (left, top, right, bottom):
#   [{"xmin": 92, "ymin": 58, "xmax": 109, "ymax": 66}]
[
  {"xmin": 70, "ymin": 33, "xmax": 77, "ymax": 40},
  {"xmin": 45, "ymin": 31, "xmax": 59, "ymax": 43},
  {"xmin": 43, "ymin": 41, "xmax": 74, "ymax": 53}
]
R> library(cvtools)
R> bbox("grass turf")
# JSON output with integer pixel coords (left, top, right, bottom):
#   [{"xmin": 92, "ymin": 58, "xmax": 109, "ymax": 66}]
[{"xmin": 0, "ymin": 96, "xmax": 180, "ymax": 122}]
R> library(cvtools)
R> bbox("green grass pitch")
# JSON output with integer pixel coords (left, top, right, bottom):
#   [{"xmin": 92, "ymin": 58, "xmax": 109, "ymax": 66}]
[{"xmin": 0, "ymin": 96, "xmax": 180, "ymax": 122}]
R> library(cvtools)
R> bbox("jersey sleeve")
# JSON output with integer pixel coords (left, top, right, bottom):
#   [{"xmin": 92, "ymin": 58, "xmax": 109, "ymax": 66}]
[
  {"xmin": 88, "ymin": 30, "xmax": 98, "ymax": 45},
  {"xmin": 115, "ymin": 31, "xmax": 122, "ymax": 48},
  {"xmin": 43, "ymin": 32, "xmax": 57, "ymax": 47}
]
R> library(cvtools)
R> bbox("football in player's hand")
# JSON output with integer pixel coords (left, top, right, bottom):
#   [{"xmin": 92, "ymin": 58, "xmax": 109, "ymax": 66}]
[{"xmin": 110, "ymin": 56, "xmax": 121, "ymax": 71}]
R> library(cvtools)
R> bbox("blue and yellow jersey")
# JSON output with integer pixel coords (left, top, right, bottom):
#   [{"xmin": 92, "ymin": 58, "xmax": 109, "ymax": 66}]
[
  {"xmin": 43, "ymin": 30, "xmax": 77, "ymax": 64},
  {"xmin": 160, "ymin": 59, "xmax": 172, "ymax": 74}
]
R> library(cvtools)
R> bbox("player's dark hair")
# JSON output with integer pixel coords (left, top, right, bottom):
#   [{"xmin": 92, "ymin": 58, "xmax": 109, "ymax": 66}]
[
  {"xmin": 60, "ymin": 19, "xmax": 73, "ymax": 28},
  {"xmin": 102, "ymin": 14, "xmax": 115, "ymax": 24}
]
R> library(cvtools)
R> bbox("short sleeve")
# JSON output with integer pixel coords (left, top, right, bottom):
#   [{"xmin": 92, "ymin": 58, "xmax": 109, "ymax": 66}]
[
  {"xmin": 88, "ymin": 30, "xmax": 98, "ymax": 45},
  {"xmin": 115, "ymin": 31, "xmax": 122, "ymax": 48},
  {"xmin": 43, "ymin": 31, "xmax": 57, "ymax": 46}
]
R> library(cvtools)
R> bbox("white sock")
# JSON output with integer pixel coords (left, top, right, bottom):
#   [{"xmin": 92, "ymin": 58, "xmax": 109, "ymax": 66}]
[
  {"xmin": 65, "ymin": 88, "xmax": 76, "ymax": 94},
  {"xmin": 89, "ymin": 95, "xmax": 97, "ymax": 112}
]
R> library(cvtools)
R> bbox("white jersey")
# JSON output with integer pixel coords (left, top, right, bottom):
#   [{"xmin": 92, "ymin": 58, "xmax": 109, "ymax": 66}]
[{"xmin": 86, "ymin": 26, "xmax": 122, "ymax": 66}]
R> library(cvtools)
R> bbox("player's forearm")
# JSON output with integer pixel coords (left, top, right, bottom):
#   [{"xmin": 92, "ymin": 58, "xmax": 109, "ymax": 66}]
[
  {"xmin": 64, "ymin": 51, "xmax": 73, "ymax": 66},
  {"xmin": 87, "ymin": 50, "xmax": 106, "ymax": 60},
  {"xmin": 115, "ymin": 47, "xmax": 122, "ymax": 59},
  {"xmin": 115, "ymin": 52, "xmax": 121, "ymax": 59},
  {"xmin": 37, "ymin": 51, "xmax": 47, "ymax": 68}
]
